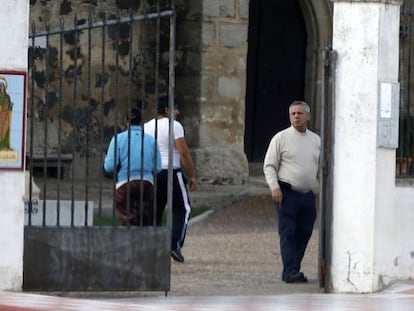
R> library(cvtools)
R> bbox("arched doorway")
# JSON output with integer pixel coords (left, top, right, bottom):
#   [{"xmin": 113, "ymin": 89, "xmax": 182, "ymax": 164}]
[
  {"xmin": 245, "ymin": 0, "xmax": 307, "ymax": 162},
  {"xmin": 244, "ymin": 0, "xmax": 334, "ymax": 289}
]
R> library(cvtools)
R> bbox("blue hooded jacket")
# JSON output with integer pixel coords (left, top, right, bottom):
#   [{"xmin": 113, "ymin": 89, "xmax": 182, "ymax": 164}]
[{"xmin": 104, "ymin": 125, "xmax": 161, "ymax": 186}]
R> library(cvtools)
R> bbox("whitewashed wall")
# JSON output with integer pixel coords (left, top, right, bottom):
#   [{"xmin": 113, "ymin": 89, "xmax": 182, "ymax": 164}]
[
  {"xmin": 389, "ymin": 185, "xmax": 414, "ymax": 279},
  {"xmin": 331, "ymin": 0, "xmax": 410, "ymax": 293},
  {"xmin": 331, "ymin": 2, "xmax": 379, "ymax": 292},
  {"xmin": 0, "ymin": 1, "xmax": 29, "ymax": 290}
]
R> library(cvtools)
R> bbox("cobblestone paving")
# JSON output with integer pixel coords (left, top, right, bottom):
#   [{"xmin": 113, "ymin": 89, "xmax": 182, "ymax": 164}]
[{"xmin": 170, "ymin": 194, "xmax": 321, "ymax": 296}]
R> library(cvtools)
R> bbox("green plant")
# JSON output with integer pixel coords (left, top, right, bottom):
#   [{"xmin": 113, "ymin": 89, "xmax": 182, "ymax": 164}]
[
  {"xmin": 161, "ymin": 206, "xmax": 211, "ymax": 226},
  {"xmin": 93, "ymin": 214, "xmax": 121, "ymax": 226},
  {"xmin": 93, "ymin": 206, "xmax": 211, "ymax": 227}
]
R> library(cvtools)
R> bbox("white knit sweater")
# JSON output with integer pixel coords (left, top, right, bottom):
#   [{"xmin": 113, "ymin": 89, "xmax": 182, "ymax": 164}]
[{"xmin": 263, "ymin": 126, "xmax": 321, "ymax": 194}]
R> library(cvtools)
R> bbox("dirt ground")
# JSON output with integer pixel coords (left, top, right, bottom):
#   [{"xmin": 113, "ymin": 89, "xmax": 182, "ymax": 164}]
[{"xmin": 169, "ymin": 195, "xmax": 322, "ymax": 296}]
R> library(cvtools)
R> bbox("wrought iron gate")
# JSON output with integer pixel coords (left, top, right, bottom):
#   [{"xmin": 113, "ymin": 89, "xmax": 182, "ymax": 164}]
[
  {"xmin": 398, "ymin": 3, "xmax": 414, "ymax": 178},
  {"xmin": 24, "ymin": 3, "xmax": 176, "ymax": 293}
]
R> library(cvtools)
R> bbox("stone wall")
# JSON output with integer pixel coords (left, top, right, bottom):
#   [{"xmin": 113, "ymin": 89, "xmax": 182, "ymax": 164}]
[
  {"xmin": 29, "ymin": 0, "xmax": 249, "ymax": 184},
  {"xmin": 176, "ymin": 0, "xmax": 249, "ymax": 184},
  {"xmin": 28, "ymin": 0, "xmax": 172, "ymax": 179}
]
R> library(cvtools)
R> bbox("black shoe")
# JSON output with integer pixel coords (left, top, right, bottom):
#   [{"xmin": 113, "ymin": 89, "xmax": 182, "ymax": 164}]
[
  {"xmin": 283, "ymin": 272, "xmax": 308, "ymax": 283},
  {"xmin": 171, "ymin": 248, "xmax": 185, "ymax": 263}
]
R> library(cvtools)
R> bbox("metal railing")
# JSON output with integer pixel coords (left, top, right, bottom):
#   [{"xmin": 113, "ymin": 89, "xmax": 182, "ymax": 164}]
[
  {"xmin": 398, "ymin": 4, "xmax": 414, "ymax": 178},
  {"xmin": 27, "ymin": 7, "xmax": 174, "ymax": 227}
]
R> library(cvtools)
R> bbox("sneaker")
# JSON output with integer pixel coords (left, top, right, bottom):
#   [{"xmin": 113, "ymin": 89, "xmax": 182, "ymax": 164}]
[
  {"xmin": 171, "ymin": 248, "xmax": 185, "ymax": 263},
  {"xmin": 283, "ymin": 272, "xmax": 308, "ymax": 283}
]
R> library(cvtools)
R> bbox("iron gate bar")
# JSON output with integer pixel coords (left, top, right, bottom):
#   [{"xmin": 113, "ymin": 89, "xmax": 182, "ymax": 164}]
[
  {"xmin": 84, "ymin": 14, "xmax": 92, "ymax": 227},
  {"xmin": 27, "ymin": 25, "xmax": 36, "ymax": 226},
  {"xmin": 167, "ymin": 0, "xmax": 176, "ymax": 233},
  {"xmin": 29, "ymin": 11, "xmax": 174, "ymax": 39},
  {"xmin": 137, "ymin": 10, "xmax": 146, "ymax": 226},
  {"xmin": 57, "ymin": 18, "xmax": 64, "ymax": 226},
  {"xmin": 71, "ymin": 15, "xmax": 80, "ymax": 226},
  {"xmin": 152, "ymin": 0, "xmax": 162, "ymax": 226},
  {"xmin": 112, "ymin": 12, "xmax": 121, "ymax": 224},
  {"xmin": 97, "ymin": 15, "xmax": 107, "ymax": 219},
  {"xmin": 41, "ymin": 23, "xmax": 50, "ymax": 226},
  {"xmin": 126, "ymin": 13, "xmax": 133, "ymax": 227}
]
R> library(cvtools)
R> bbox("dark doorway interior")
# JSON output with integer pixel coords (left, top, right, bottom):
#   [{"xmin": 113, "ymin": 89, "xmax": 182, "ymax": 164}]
[{"xmin": 245, "ymin": 0, "xmax": 307, "ymax": 162}]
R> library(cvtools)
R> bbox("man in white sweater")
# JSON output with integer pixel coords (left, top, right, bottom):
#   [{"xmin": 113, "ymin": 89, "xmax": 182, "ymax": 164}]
[{"xmin": 263, "ymin": 100, "xmax": 320, "ymax": 283}]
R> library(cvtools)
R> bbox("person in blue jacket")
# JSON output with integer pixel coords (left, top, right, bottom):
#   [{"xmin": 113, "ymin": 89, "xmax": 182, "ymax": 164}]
[{"xmin": 104, "ymin": 108, "xmax": 161, "ymax": 226}]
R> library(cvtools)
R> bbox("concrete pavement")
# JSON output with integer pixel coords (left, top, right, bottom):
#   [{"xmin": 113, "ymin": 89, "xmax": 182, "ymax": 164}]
[
  {"xmin": 1, "ymin": 280, "xmax": 414, "ymax": 310},
  {"xmin": 7, "ymin": 172, "xmax": 414, "ymax": 310}
]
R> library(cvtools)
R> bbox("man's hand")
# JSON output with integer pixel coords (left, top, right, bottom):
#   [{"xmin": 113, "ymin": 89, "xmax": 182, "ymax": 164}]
[
  {"xmin": 271, "ymin": 189, "xmax": 283, "ymax": 203},
  {"xmin": 188, "ymin": 176, "xmax": 197, "ymax": 191}
]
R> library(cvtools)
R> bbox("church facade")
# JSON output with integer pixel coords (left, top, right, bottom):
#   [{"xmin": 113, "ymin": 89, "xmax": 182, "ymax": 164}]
[
  {"xmin": 0, "ymin": 0, "xmax": 406, "ymax": 293},
  {"xmin": 29, "ymin": 0, "xmax": 413, "ymax": 183}
]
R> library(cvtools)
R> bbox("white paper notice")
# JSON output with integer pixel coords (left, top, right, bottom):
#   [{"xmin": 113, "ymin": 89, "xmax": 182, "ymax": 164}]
[{"xmin": 380, "ymin": 82, "xmax": 392, "ymax": 119}]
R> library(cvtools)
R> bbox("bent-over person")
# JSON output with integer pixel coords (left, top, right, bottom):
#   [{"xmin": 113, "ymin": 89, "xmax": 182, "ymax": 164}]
[{"xmin": 104, "ymin": 108, "xmax": 161, "ymax": 226}]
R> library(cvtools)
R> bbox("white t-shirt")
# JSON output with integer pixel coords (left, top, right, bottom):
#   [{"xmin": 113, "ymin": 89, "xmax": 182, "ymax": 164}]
[{"xmin": 144, "ymin": 118, "xmax": 184, "ymax": 169}]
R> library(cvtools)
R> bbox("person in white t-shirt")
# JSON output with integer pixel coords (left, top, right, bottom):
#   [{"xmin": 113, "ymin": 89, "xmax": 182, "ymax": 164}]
[
  {"xmin": 144, "ymin": 96, "xmax": 197, "ymax": 263},
  {"xmin": 263, "ymin": 100, "xmax": 320, "ymax": 283}
]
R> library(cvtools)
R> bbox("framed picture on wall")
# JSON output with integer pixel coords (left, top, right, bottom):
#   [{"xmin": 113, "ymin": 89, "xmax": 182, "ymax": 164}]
[{"xmin": 0, "ymin": 71, "xmax": 26, "ymax": 171}]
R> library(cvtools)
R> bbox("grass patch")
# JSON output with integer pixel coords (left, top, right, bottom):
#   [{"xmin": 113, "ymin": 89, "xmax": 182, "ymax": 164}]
[
  {"xmin": 190, "ymin": 206, "xmax": 211, "ymax": 218},
  {"xmin": 93, "ymin": 206, "xmax": 211, "ymax": 226},
  {"xmin": 161, "ymin": 205, "xmax": 210, "ymax": 226},
  {"xmin": 93, "ymin": 214, "xmax": 121, "ymax": 226}
]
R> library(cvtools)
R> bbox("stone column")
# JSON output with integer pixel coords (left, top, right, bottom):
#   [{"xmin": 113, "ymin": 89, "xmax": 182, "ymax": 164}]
[
  {"xmin": 176, "ymin": 0, "xmax": 249, "ymax": 185},
  {"xmin": 330, "ymin": 0, "xmax": 402, "ymax": 293},
  {"xmin": 0, "ymin": 1, "xmax": 29, "ymax": 290}
]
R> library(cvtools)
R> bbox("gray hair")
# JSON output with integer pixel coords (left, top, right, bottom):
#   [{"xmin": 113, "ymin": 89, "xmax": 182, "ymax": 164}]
[{"xmin": 289, "ymin": 100, "xmax": 311, "ymax": 114}]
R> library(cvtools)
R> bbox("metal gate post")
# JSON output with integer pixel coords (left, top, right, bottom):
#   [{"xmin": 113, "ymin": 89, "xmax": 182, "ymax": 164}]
[{"xmin": 319, "ymin": 45, "xmax": 336, "ymax": 291}]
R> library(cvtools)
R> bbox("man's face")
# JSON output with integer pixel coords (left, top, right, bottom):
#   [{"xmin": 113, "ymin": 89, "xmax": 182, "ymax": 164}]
[
  {"xmin": 166, "ymin": 106, "xmax": 180, "ymax": 119},
  {"xmin": 173, "ymin": 106, "xmax": 180, "ymax": 119},
  {"xmin": 289, "ymin": 104, "xmax": 310, "ymax": 132}
]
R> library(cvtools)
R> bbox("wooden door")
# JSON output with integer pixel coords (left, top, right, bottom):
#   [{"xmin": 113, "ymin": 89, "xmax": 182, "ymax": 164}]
[{"xmin": 245, "ymin": 0, "xmax": 307, "ymax": 162}]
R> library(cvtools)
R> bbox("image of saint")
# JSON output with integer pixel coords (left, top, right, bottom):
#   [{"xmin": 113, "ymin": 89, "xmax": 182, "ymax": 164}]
[{"xmin": 0, "ymin": 77, "xmax": 12, "ymax": 150}]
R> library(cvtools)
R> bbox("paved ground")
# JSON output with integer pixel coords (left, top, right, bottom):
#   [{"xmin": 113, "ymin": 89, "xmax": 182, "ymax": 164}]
[
  {"xmin": 2, "ymin": 283, "xmax": 414, "ymax": 311},
  {"xmin": 2, "ymin": 190, "xmax": 414, "ymax": 309},
  {"xmin": 8, "ymin": 174, "xmax": 413, "ymax": 309},
  {"xmin": 169, "ymin": 194, "xmax": 321, "ymax": 296},
  {"xmin": 40, "ymin": 175, "xmax": 320, "ymax": 297}
]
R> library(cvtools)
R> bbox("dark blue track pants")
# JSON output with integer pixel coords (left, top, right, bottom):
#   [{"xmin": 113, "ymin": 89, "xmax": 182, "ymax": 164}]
[
  {"xmin": 156, "ymin": 169, "xmax": 192, "ymax": 252},
  {"xmin": 275, "ymin": 188, "xmax": 316, "ymax": 279}
]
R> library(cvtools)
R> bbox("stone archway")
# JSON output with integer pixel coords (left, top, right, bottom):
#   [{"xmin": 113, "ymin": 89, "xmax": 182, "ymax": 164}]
[
  {"xmin": 297, "ymin": 0, "xmax": 333, "ymax": 131},
  {"xmin": 243, "ymin": 0, "xmax": 333, "ymax": 289}
]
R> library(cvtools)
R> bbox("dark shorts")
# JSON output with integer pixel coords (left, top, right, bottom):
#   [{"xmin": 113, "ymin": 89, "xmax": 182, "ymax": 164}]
[{"xmin": 115, "ymin": 180, "xmax": 154, "ymax": 226}]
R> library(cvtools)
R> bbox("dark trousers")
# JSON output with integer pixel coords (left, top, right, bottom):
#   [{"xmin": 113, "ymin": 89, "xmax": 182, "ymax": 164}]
[
  {"xmin": 115, "ymin": 180, "xmax": 154, "ymax": 226},
  {"xmin": 156, "ymin": 169, "xmax": 192, "ymax": 251},
  {"xmin": 275, "ymin": 184, "xmax": 316, "ymax": 279}
]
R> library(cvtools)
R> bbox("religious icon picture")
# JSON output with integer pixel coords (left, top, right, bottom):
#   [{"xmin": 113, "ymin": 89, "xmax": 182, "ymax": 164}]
[{"xmin": 0, "ymin": 71, "xmax": 26, "ymax": 170}]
